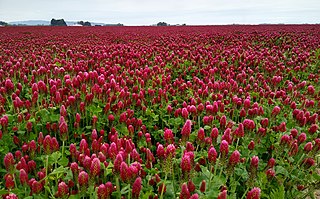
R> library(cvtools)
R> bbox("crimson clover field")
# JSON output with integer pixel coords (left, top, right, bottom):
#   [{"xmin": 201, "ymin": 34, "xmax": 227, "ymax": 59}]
[{"xmin": 0, "ymin": 25, "xmax": 319, "ymax": 199}]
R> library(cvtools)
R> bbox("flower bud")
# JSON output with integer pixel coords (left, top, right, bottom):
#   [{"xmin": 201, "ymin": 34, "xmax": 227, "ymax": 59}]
[
  {"xmin": 200, "ymin": 180, "xmax": 206, "ymax": 193},
  {"xmin": 187, "ymin": 179, "xmax": 196, "ymax": 193},
  {"xmin": 267, "ymin": 158, "xmax": 275, "ymax": 168},
  {"xmin": 266, "ymin": 168, "xmax": 275, "ymax": 180},
  {"xmin": 248, "ymin": 141, "xmax": 255, "ymax": 150},
  {"xmin": 250, "ymin": 156, "xmax": 259, "ymax": 169}
]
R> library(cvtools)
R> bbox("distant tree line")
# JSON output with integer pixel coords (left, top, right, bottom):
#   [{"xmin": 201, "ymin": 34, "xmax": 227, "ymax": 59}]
[
  {"xmin": 157, "ymin": 22, "xmax": 168, "ymax": 26},
  {"xmin": 77, "ymin": 21, "xmax": 91, "ymax": 26},
  {"xmin": 156, "ymin": 22, "xmax": 186, "ymax": 26},
  {"xmin": 50, "ymin": 18, "xmax": 67, "ymax": 26}
]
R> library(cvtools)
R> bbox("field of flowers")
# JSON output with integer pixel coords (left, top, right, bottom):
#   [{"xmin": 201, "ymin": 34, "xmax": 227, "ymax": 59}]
[{"xmin": 0, "ymin": 25, "xmax": 319, "ymax": 199}]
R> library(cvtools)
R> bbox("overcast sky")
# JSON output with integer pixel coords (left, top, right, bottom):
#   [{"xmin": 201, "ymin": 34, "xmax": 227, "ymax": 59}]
[{"xmin": 0, "ymin": 0, "xmax": 319, "ymax": 25}]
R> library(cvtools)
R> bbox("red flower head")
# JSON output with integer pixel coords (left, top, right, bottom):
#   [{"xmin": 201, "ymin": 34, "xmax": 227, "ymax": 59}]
[
  {"xmin": 250, "ymin": 156, "xmax": 259, "ymax": 169},
  {"xmin": 156, "ymin": 144, "xmax": 165, "ymax": 160},
  {"xmin": 304, "ymin": 142, "xmax": 313, "ymax": 153},
  {"xmin": 180, "ymin": 183, "xmax": 190, "ymax": 199},
  {"xmin": 43, "ymin": 135, "xmax": 52, "ymax": 154},
  {"xmin": 113, "ymin": 153, "xmax": 123, "ymax": 174},
  {"xmin": 244, "ymin": 98, "xmax": 251, "ymax": 110},
  {"xmin": 57, "ymin": 181, "xmax": 69, "ymax": 197},
  {"xmin": 243, "ymin": 119, "xmax": 255, "ymax": 131},
  {"xmin": 31, "ymin": 180, "xmax": 43, "ymax": 194},
  {"xmin": 105, "ymin": 182, "xmax": 113, "ymax": 197},
  {"xmin": 120, "ymin": 162, "xmax": 129, "ymax": 182},
  {"xmin": 228, "ymin": 150, "xmax": 240, "ymax": 166},
  {"xmin": 248, "ymin": 141, "xmax": 255, "ymax": 150},
  {"xmin": 220, "ymin": 140, "xmax": 229, "ymax": 158},
  {"xmin": 260, "ymin": 118, "xmax": 269, "ymax": 128},
  {"xmin": 271, "ymin": 106, "xmax": 281, "ymax": 117},
  {"xmin": 76, "ymin": 113, "xmax": 81, "ymax": 123},
  {"xmin": 181, "ymin": 107, "xmax": 189, "ymax": 119},
  {"xmin": 298, "ymin": 133, "xmax": 307, "ymax": 144},
  {"xmin": 78, "ymin": 171, "xmax": 89, "ymax": 188},
  {"xmin": 246, "ymin": 187, "xmax": 261, "ymax": 199},
  {"xmin": 164, "ymin": 129, "xmax": 174, "ymax": 143},
  {"xmin": 59, "ymin": 119, "xmax": 68, "ymax": 141},
  {"xmin": 187, "ymin": 179, "xmax": 196, "ymax": 193},
  {"xmin": 220, "ymin": 115, "xmax": 227, "ymax": 128},
  {"xmin": 108, "ymin": 142, "xmax": 118, "ymax": 160},
  {"xmin": 5, "ymin": 193, "xmax": 18, "ymax": 199},
  {"xmin": 51, "ymin": 137, "xmax": 59, "ymax": 152},
  {"xmin": 60, "ymin": 105, "xmax": 67, "ymax": 118},
  {"xmin": 186, "ymin": 142, "xmax": 194, "ymax": 152},
  {"xmin": 200, "ymin": 180, "xmax": 206, "ymax": 193},
  {"xmin": 181, "ymin": 120, "xmax": 192, "ymax": 142},
  {"xmin": 132, "ymin": 177, "xmax": 142, "ymax": 199},
  {"xmin": 267, "ymin": 158, "xmax": 276, "ymax": 168},
  {"xmin": 208, "ymin": 146, "xmax": 217, "ymax": 164},
  {"xmin": 217, "ymin": 190, "xmax": 227, "ymax": 199},
  {"xmin": 290, "ymin": 129, "xmax": 298, "ymax": 138},
  {"xmin": 210, "ymin": 127, "xmax": 219, "ymax": 143},
  {"xmin": 266, "ymin": 168, "xmax": 275, "ymax": 180},
  {"xmin": 197, "ymin": 128, "xmax": 205, "ymax": 142},
  {"xmin": 5, "ymin": 174, "xmax": 15, "ymax": 190},
  {"xmin": 90, "ymin": 158, "xmax": 101, "ymax": 177},
  {"xmin": 19, "ymin": 169, "xmax": 28, "ymax": 186},
  {"xmin": 190, "ymin": 193, "xmax": 199, "ymax": 199},
  {"xmin": 4, "ymin": 152, "xmax": 15, "ymax": 173},
  {"xmin": 97, "ymin": 184, "xmax": 107, "ymax": 199},
  {"xmin": 166, "ymin": 144, "xmax": 176, "ymax": 158},
  {"xmin": 308, "ymin": 124, "xmax": 318, "ymax": 134},
  {"xmin": 181, "ymin": 154, "xmax": 192, "ymax": 173},
  {"xmin": 79, "ymin": 139, "xmax": 88, "ymax": 154}
]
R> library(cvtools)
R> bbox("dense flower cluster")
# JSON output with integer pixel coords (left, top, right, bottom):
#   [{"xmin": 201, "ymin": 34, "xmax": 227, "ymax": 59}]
[{"xmin": 0, "ymin": 25, "xmax": 319, "ymax": 198}]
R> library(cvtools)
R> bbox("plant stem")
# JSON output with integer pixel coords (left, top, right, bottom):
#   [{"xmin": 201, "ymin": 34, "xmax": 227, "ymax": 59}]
[
  {"xmin": 116, "ymin": 177, "xmax": 121, "ymax": 199},
  {"xmin": 45, "ymin": 155, "xmax": 49, "ymax": 198},
  {"xmin": 128, "ymin": 184, "xmax": 131, "ymax": 199},
  {"xmin": 62, "ymin": 140, "xmax": 65, "ymax": 159},
  {"xmin": 241, "ymin": 187, "xmax": 250, "ymax": 199},
  {"xmin": 160, "ymin": 173, "xmax": 167, "ymax": 199}
]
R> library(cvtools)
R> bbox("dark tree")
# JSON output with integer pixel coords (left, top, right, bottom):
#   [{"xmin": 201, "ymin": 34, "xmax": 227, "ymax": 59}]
[
  {"xmin": 83, "ymin": 21, "xmax": 91, "ymax": 26},
  {"xmin": 0, "ymin": 21, "xmax": 8, "ymax": 26},
  {"xmin": 50, "ymin": 18, "xmax": 67, "ymax": 26},
  {"xmin": 77, "ymin": 21, "xmax": 84, "ymax": 26},
  {"xmin": 157, "ymin": 22, "xmax": 168, "ymax": 26}
]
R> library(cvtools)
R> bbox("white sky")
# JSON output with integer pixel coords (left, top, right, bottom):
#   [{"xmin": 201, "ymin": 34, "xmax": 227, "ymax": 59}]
[{"xmin": 0, "ymin": 0, "xmax": 319, "ymax": 25}]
